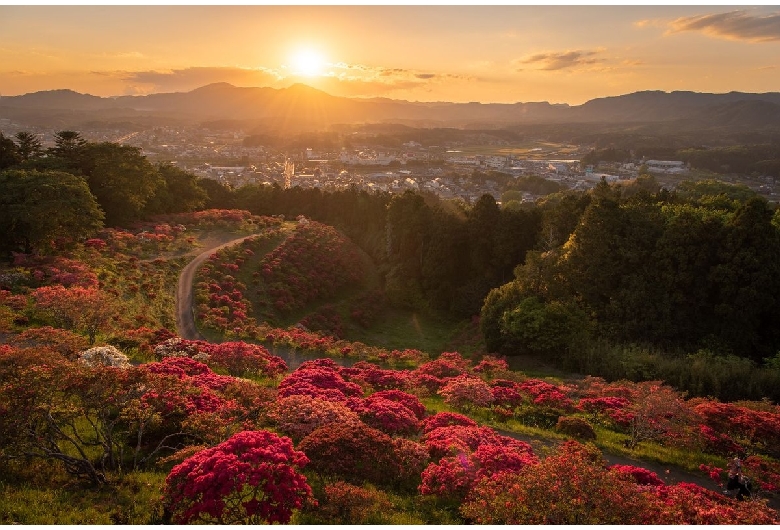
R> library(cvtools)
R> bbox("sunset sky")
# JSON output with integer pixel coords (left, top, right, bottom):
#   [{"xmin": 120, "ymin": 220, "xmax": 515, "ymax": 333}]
[{"xmin": 1, "ymin": 5, "xmax": 779, "ymax": 105}]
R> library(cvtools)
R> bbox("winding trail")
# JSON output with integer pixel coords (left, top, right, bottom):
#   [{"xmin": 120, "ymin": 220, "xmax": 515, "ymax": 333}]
[
  {"xmin": 175, "ymin": 234, "xmax": 258, "ymax": 341},
  {"xmin": 172, "ymin": 232, "xmax": 779, "ymax": 511}
]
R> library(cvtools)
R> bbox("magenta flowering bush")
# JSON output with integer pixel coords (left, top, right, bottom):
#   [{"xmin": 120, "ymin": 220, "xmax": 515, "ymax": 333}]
[
  {"xmin": 346, "ymin": 395, "xmax": 421, "ymax": 436},
  {"xmin": 278, "ymin": 362, "xmax": 362, "ymax": 401},
  {"xmin": 162, "ymin": 430, "xmax": 314, "ymax": 524},
  {"xmin": 341, "ymin": 361, "xmax": 413, "ymax": 391}
]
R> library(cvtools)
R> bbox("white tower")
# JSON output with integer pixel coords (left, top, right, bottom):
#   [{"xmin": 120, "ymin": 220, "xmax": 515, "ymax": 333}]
[{"xmin": 284, "ymin": 157, "xmax": 294, "ymax": 189}]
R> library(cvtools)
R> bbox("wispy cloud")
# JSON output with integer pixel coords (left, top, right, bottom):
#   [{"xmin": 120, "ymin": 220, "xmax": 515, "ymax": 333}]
[
  {"xmin": 118, "ymin": 66, "xmax": 283, "ymax": 94},
  {"xmin": 667, "ymin": 10, "xmax": 780, "ymax": 42},
  {"xmin": 517, "ymin": 50, "xmax": 604, "ymax": 71}
]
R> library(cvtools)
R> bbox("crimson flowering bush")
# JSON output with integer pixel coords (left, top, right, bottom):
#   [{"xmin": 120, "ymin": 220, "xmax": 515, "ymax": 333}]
[
  {"xmin": 577, "ymin": 395, "xmax": 632, "ymax": 413},
  {"xmin": 609, "ymin": 464, "xmax": 666, "ymax": 486},
  {"xmin": 460, "ymin": 441, "xmax": 659, "ymax": 524},
  {"xmin": 414, "ymin": 351, "xmax": 472, "ymax": 380},
  {"xmin": 421, "ymin": 412, "xmax": 478, "ymax": 434},
  {"xmin": 369, "ymin": 389, "xmax": 426, "ymax": 419},
  {"xmin": 341, "ymin": 362, "xmax": 413, "ymax": 391},
  {"xmin": 438, "ymin": 375, "xmax": 495, "ymax": 411},
  {"xmin": 162, "ymin": 430, "xmax": 314, "ymax": 524},
  {"xmin": 267, "ymin": 394, "xmax": 360, "ymax": 443},
  {"xmin": 419, "ymin": 439, "xmax": 537, "ymax": 501},
  {"xmin": 421, "ymin": 425, "xmax": 515, "ymax": 461},
  {"xmin": 518, "ymin": 378, "xmax": 575, "ymax": 411},
  {"xmin": 11, "ymin": 254, "xmax": 99, "ymax": 289},
  {"xmin": 472, "ymin": 355, "xmax": 510, "ymax": 379},
  {"xmin": 278, "ymin": 363, "xmax": 363, "ymax": 402},
  {"xmin": 650, "ymin": 482, "xmax": 779, "ymax": 524},
  {"xmin": 741, "ymin": 455, "xmax": 780, "ymax": 492},
  {"xmin": 298, "ymin": 422, "xmax": 400, "ymax": 486},
  {"xmin": 693, "ymin": 399, "xmax": 780, "ymax": 457},
  {"xmin": 490, "ymin": 379, "xmax": 525, "ymax": 408},
  {"xmin": 391, "ymin": 437, "xmax": 431, "ymax": 491},
  {"xmin": 346, "ymin": 395, "xmax": 421, "ymax": 436},
  {"xmin": 204, "ymin": 341, "xmax": 287, "ymax": 378}
]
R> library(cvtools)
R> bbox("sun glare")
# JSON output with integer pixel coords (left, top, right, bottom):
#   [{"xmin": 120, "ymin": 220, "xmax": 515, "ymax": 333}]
[{"xmin": 290, "ymin": 49, "xmax": 325, "ymax": 77}]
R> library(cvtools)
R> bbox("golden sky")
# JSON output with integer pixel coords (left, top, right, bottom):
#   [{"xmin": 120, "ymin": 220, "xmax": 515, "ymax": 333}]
[{"xmin": 1, "ymin": 5, "xmax": 779, "ymax": 104}]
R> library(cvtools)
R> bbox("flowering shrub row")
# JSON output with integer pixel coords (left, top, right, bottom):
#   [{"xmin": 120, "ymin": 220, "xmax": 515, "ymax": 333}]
[
  {"xmin": 254, "ymin": 222, "xmax": 364, "ymax": 315},
  {"xmin": 194, "ymin": 230, "xmax": 283, "ymax": 335}
]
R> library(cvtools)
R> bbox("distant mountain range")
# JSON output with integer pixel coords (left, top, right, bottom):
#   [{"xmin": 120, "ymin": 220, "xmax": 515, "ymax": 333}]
[{"xmin": 3, "ymin": 83, "xmax": 780, "ymax": 132}]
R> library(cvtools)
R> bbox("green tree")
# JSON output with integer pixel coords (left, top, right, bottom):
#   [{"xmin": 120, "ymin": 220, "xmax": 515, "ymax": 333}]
[
  {"xmin": 48, "ymin": 130, "xmax": 88, "ymax": 171},
  {"xmin": 0, "ymin": 169, "xmax": 104, "ymax": 254},
  {"xmin": 0, "ymin": 133, "xmax": 21, "ymax": 170},
  {"xmin": 80, "ymin": 142, "xmax": 162, "ymax": 226},
  {"xmin": 14, "ymin": 131, "xmax": 43, "ymax": 161},
  {"xmin": 498, "ymin": 295, "xmax": 589, "ymax": 359},
  {"xmin": 145, "ymin": 164, "xmax": 207, "ymax": 214}
]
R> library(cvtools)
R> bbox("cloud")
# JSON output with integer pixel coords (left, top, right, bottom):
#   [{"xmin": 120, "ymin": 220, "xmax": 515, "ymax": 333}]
[
  {"xmin": 518, "ymin": 50, "xmax": 604, "ymax": 71},
  {"xmin": 120, "ymin": 66, "xmax": 283, "ymax": 93},
  {"xmin": 667, "ymin": 10, "xmax": 780, "ymax": 42}
]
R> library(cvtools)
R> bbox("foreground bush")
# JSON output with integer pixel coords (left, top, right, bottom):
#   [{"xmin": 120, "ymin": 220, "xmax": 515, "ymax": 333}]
[{"xmin": 162, "ymin": 430, "xmax": 314, "ymax": 524}]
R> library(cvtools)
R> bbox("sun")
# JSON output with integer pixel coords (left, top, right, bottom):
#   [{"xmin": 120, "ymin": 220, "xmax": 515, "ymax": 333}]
[{"xmin": 290, "ymin": 49, "xmax": 326, "ymax": 77}]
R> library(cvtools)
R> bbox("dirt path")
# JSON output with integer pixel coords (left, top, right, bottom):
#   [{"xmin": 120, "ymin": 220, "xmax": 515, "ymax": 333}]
[{"xmin": 175, "ymin": 234, "xmax": 258, "ymax": 341}]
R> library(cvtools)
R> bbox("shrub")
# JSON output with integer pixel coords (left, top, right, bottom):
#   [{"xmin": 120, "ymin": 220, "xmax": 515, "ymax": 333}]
[
  {"xmin": 421, "ymin": 412, "xmax": 478, "ymax": 434},
  {"xmin": 555, "ymin": 416, "xmax": 597, "ymax": 440},
  {"xmin": 267, "ymin": 395, "xmax": 360, "ymax": 443},
  {"xmin": 78, "ymin": 345, "xmax": 131, "ymax": 369},
  {"xmin": 318, "ymin": 482, "xmax": 394, "ymax": 524},
  {"xmin": 162, "ymin": 430, "xmax": 314, "ymax": 524},
  {"xmin": 438, "ymin": 375, "xmax": 494, "ymax": 411},
  {"xmin": 298, "ymin": 422, "xmax": 399, "ymax": 486}
]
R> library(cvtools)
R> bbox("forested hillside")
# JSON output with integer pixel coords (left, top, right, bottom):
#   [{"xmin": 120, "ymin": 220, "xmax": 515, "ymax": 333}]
[{"xmin": 1, "ymin": 132, "xmax": 780, "ymax": 524}]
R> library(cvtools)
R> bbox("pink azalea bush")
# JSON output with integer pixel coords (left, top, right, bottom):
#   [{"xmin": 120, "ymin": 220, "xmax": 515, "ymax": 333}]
[{"xmin": 163, "ymin": 430, "xmax": 314, "ymax": 524}]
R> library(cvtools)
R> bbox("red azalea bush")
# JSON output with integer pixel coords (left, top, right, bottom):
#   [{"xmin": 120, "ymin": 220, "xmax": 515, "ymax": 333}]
[
  {"xmin": 204, "ymin": 341, "xmax": 287, "ymax": 378},
  {"xmin": 693, "ymin": 399, "xmax": 780, "ymax": 457},
  {"xmin": 346, "ymin": 395, "xmax": 421, "ymax": 436},
  {"xmin": 368, "ymin": 389, "xmax": 426, "ymax": 419},
  {"xmin": 609, "ymin": 464, "xmax": 666, "ymax": 486},
  {"xmin": 438, "ymin": 374, "xmax": 495, "ymax": 411},
  {"xmin": 162, "ymin": 430, "xmax": 314, "ymax": 524},
  {"xmin": 472, "ymin": 355, "xmax": 511, "ymax": 379},
  {"xmin": 421, "ymin": 425, "xmax": 516, "ymax": 461},
  {"xmin": 460, "ymin": 441, "xmax": 658, "ymax": 524},
  {"xmin": 489, "ymin": 379, "xmax": 525, "ymax": 408},
  {"xmin": 32, "ymin": 285, "xmax": 118, "ymax": 343},
  {"xmin": 414, "ymin": 351, "xmax": 472, "ymax": 380},
  {"xmin": 518, "ymin": 378, "xmax": 575, "ymax": 411},
  {"xmin": 341, "ymin": 362, "xmax": 413, "ymax": 391},
  {"xmin": 298, "ymin": 422, "xmax": 400, "ymax": 487},
  {"xmin": 277, "ymin": 363, "xmax": 362, "ymax": 401},
  {"xmin": 267, "ymin": 394, "xmax": 360, "ymax": 443},
  {"xmin": 419, "ymin": 439, "xmax": 537, "ymax": 501},
  {"xmin": 390, "ymin": 437, "xmax": 431, "ymax": 491},
  {"xmin": 421, "ymin": 412, "xmax": 478, "ymax": 434}
]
